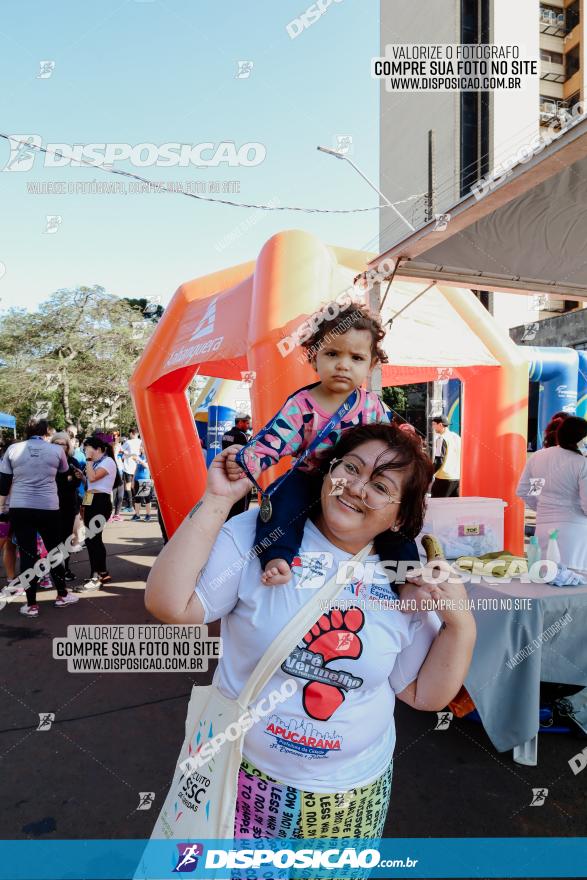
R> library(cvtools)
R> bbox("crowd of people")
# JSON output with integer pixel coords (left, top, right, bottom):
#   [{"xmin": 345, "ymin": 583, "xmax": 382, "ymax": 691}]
[{"xmin": 0, "ymin": 420, "xmax": 155, "ymax": 618}]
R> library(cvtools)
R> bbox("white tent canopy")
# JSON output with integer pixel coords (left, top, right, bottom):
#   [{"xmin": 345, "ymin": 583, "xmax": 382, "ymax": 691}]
[
  {"xmin": 374, "ymin": 115, "xmax": 587, "ymax": 301},
  {"xmin": 379, "ymin": 280, "xmax": 498, "ymax": 367}
]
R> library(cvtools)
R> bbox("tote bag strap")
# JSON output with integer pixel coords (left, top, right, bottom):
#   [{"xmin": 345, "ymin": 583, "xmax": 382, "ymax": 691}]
[{"xmin": 237, "ymin": 541, "xmax": 373, "ymax": 708}]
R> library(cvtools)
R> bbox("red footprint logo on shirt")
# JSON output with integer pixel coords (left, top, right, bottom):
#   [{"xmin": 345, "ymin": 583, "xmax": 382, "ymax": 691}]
[{"xmin": 301, "ymin": 607, "xmax": 364, "ymax": 721}]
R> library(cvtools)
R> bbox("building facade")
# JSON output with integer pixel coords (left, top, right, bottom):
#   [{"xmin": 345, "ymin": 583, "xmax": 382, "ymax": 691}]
[{"xmin": 379, "ymin": 0, "xmax": 585, "ymax": 334}]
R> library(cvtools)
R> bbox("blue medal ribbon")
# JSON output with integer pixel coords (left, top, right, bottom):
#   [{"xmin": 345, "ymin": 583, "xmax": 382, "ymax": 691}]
[{"xmin": 235, "ymin": 384, "xmax": 359, "ymax": 515}]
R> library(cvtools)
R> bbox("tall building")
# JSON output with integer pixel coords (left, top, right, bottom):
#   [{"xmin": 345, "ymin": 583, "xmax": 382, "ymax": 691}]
[
  {"xmin": 537, "ymin": 0, "xmax": 584, "ymax": 318},
  {"xmin": 379, "ymin": 0, "xmax": 586, "ymax": 331}
]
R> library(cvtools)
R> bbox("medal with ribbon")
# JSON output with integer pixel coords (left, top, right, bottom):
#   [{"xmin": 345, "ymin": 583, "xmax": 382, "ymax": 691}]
[{"xmin": 235, "ymin": 384, "xmax": 359, "ymax": 522}]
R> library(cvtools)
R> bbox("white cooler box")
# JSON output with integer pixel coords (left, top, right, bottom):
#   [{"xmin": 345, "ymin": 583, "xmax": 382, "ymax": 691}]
[{"xmin": 416, "ymin": 497, "xmax": 508, "ymax": 560}]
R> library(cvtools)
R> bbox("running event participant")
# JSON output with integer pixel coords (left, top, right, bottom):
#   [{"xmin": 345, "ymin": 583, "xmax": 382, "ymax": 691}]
[
  {"xmin": 121, "ymin": 427, "xmax": 141, "ymax": 512},
  {"xmin": 146, "ymin": 424, "xmax": 476, "ymax": 844},
  {"xmin": 131, "ymin": 448, "xmax": 154, "ymax": 523},
  {"xmin": 226, "ymin": 301, "xmax": 421, "ymax": 587},
  {"xmin": 76, "ymin": 436, "xmax": 117, "ymax": 592},
  {"xmin": 0, "ymin": 419, "xmax": 79, "ymax": 616},
  {"xmin": 111, "ymin": 430, "xmax": 125, "ymax": 520},
  {"xmin": 51, "ymin": 431, "xmax": 84, "ymax": 581},
  {"xmin": 222, "ymin": 414, "xmax": 252, "ymax": 520}
]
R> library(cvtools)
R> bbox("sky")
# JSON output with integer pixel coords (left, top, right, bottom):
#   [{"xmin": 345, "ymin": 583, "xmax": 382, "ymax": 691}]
[{"xmin": 0, "ymin": 0, "xmax": 381, "ymax": 314}]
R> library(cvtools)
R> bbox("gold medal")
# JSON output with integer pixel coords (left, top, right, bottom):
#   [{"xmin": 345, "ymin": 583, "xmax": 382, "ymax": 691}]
[{"xmin": 259, "ymin": 495, "xmax": 272, "ymax": 523}]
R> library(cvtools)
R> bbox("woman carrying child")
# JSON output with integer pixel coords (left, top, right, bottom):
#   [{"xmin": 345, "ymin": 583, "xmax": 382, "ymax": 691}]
[{"xmin": 226, "ymin": 301, "xmax": 424, "ymax": 592}]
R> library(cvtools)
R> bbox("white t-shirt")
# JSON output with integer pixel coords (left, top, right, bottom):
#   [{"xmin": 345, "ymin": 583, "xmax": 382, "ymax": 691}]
[
  {"xmin": 121, "ymin": 438, "xmax": 142, "ymax": 475},
  {"xmin": 196, "ymin": 510, "xmax": 441, "ymax": 793},
  {"xmin": 88, "ymin": 456, "xmax": 117, "ymax": 493}
]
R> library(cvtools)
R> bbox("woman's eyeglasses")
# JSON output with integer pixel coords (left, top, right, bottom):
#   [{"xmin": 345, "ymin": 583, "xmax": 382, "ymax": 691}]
[{"xmin": 328, "ymin": 458, "xmax": 402, "ymax": 510}]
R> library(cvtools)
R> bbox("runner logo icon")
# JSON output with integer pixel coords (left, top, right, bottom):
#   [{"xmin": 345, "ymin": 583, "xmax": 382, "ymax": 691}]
[{"xmin": 173, "ymin": 843, "xmax": 204, "ymax": 872}]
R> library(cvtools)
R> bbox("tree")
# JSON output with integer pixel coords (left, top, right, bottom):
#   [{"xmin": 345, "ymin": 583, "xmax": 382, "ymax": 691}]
[
  {"xmin": 121, "ymin": 297, "xmax": 164, "ymax": 322},
  {"xmin": 0, "ymin": 285, "xmax": 156, "ymax": 435},
  {"xmin": 382, "ymin": 386, "xmax": 408, "ymax": 414}
]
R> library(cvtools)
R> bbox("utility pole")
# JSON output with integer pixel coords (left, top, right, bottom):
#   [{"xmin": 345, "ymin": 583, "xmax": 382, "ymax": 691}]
[
  {"xmin": 426, "ymin": 129, "xmax": 438, "ymax": 456},
  {"xmin": 367, "ymin": 282, "xmax": 382, "ymax": 396},
  {"xmin": 425, "ymin": 129, "xmax": 436, "ymax": 223}
]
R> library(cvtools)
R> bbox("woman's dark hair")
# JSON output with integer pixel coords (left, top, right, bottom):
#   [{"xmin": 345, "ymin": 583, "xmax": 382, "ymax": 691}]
[
  {"xmin": 543, "ymin": 411, "xmax": 570, "ymax": 448},
  {"xmin": 84, "ymin": 435, "xmax": 116, "ymax": 461},
  {"xmin": 301, "ymin": 301, "xmax": 388, "ymax": 365},
  {"xmin": 319, "ymin": 422, "xmax": 433, "ymax": 539},
  {"xmin": 25, "ymin": 418, "xmax": 50, "ymax": 439},
  {"xmin": 557, "ymin": 416, "xmax": 587, "ymax": 452}
]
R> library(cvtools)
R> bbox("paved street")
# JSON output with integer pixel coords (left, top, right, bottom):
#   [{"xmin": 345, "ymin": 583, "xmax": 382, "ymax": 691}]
[{"xmin": 0, "ymin": 513, "xmax": 585, "ymax": 873}]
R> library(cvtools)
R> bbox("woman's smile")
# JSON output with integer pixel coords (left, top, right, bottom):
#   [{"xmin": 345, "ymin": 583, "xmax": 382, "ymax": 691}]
[{"xmin": 337, "ymin": 495, "xmax": 363, "ymax": 514}]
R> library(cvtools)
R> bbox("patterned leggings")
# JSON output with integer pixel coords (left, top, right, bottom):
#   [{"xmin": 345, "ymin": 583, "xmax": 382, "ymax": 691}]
[{"xmin": 232, "ymin": 756, "xmax": 393, "ymax": 879}]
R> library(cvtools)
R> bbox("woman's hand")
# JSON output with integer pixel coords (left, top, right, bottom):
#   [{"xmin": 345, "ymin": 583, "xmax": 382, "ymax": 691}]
[
  {"xmin": 398, "ymin": 560, "xmax": 476, "ymax": 712},
  {"xmin": 406, "ymin": 560, "xmax": 473, "ymax": 628},
  {"xmin": 225, "ymin": 446, "xmax": 247, "ymax": 482},
  {"xmin": 208, "ymin": 446, "xmax": 253, "ymax": 502}
]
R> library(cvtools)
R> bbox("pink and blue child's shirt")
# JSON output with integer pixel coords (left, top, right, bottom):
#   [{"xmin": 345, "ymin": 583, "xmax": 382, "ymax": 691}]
[{"xmin": 241, "ymin": 384, "xmax": 390, "ymax": 474}]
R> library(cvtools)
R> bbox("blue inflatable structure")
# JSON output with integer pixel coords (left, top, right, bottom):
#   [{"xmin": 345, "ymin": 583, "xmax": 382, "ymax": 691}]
[{"xmin": 441, "ymin": 346, "xmax": 582, "ymax": 448}]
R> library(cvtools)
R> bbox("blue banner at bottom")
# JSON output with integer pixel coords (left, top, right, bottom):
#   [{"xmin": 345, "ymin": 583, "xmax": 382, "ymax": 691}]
[{"xmin": 0, "ymin": 838, "xmax": 586, "ymax": 879}]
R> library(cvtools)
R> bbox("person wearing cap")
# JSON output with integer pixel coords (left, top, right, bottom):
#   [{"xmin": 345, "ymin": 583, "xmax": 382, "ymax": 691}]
[
  {"xmin": 431, "ymin": 415, "xmax": 461, "ymax": 497},
  {"xmin": 222, "ymin": 415, "xmax": 252, "ymax": 519}
]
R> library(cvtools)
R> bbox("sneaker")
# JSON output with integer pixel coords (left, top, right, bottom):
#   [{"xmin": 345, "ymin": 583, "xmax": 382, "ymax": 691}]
[
  {"xmin": 38, "ymin": 576, "xmax": 53, "ymax": 589},
  {"xmin": 144, "ymin": 514, "xmax": 151, "ymax": 523},
  {"xmin": 64, "ymin": 569, "xmax": 75, "ymax": 582},
  {"xmin": 20, "ymin": 604, "xmax": 39, "ymax": 617},
  {"xmin": 122, "ymin": 507, "xmax": 133, "ymax": 514},
  {"xmin": 111, "ymin": 514, "xmax": 122, "ymax": 522},
  {"xmin": 98, "ymin": 572, "xmax": 112, "ymax": 584},
  {"xmin": 54, "ymin": 592, "xmax": 79, "ymax": 607},
  {"xmin": 75, "ymin": 575, "xmax": 102, "ymax": 592},
  {"xmin": 131, "ymin": 514, "xmax": 141, "ymax": 522}
]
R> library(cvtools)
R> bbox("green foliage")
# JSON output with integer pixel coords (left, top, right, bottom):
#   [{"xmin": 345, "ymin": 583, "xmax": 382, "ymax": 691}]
[
  {"xmin": 121, "ymin": 297, "xmax": 164, "ymax": 322},
  {"xmin": 382, "ymin": 385, "xmax": 408, "ymax": 414},
  {"xmin": 0, "ymin": 285, "xmax": 158, "ymax": 435}
]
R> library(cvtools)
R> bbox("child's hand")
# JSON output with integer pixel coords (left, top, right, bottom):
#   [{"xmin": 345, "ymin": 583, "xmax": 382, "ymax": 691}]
[{"xmin": 261, "ymin": 559, "xmax": 292, "ymax": 586}]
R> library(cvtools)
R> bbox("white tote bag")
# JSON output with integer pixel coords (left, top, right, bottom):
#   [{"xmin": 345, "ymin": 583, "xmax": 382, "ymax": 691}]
[{"xmin": 150, "ymin": 542, "xmax": 373, "ymax": 842}]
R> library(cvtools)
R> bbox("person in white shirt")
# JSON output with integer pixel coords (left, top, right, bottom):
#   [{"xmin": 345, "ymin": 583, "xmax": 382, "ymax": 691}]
[
  {"xmin": 121, "ymin": 427, "xmax": 141, "ymax": 512},
  {"xmin": 146, "ymin": 423, "xmax": 475, "ymax": 841},
  {"xmin": 517, "ymin": 416, "xmax": 587, "ymax": 571},
  {"xmin": 76, "ymin": 436, "xmax": 118, "ymax": 592},
  {"xmin": 431, "ymin": 415, "xmax": 462, "ymax": 497}
]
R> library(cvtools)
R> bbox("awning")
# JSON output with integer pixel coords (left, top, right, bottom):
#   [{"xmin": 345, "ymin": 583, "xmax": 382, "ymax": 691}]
[
  {"xmin": 0, "ymin": 412, "xmax": 16, "ymax": 429},
  {"xmin": 379, "ymin": 279, "xmax": 498, "ymax": 369},
  {"xmin": 373, "ymin": 114, "xmax": 587, "ymax": 301}
]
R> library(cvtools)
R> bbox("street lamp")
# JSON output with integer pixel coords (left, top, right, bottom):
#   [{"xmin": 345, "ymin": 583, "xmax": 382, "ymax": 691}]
[{"xmin": 316, "ymin": 145, "xmax": 414, "ymax": 232}]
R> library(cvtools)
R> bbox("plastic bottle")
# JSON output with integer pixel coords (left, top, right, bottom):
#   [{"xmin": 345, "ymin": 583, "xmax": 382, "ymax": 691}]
[
  {"xmin": 546, "ymin": 529, "xmax": 561, "ymax": 566},
  {"xmin": 527, "ymin": 536, "xmax": 541, "ymax": 571}
]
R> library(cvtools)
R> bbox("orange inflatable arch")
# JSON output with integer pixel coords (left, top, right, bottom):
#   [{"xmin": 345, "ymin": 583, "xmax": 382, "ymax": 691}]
[{"xmin": 130, "ymin": 230, "xmax": 528, "ymax": 554}]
